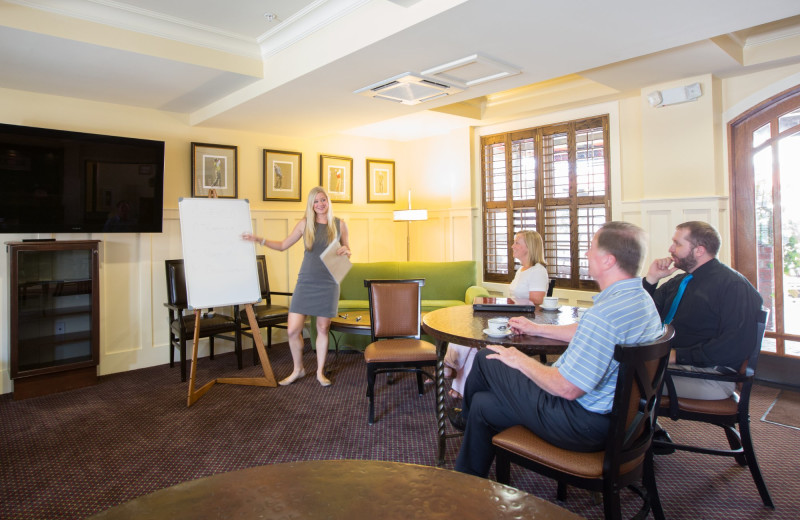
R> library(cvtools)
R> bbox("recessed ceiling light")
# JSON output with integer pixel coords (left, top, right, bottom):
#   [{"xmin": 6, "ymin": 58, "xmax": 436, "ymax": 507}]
[{"xmin": 264, "ymin": 13, "xmax": 278, "ymax": 22}]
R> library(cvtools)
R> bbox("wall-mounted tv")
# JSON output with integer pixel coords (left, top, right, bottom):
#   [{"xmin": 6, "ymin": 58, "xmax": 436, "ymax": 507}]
[{"xmin": 0, "ymin": 123, "xmax": 165, "ymax": 234}]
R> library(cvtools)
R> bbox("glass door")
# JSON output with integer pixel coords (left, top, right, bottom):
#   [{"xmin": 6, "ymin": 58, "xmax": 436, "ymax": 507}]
[{"xmin": 731, "ymin": 85, "xmax": 800, "ymax": 359}]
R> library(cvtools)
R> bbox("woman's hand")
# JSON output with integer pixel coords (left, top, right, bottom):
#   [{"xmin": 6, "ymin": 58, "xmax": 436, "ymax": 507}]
[
  {"xmin": 336, "ymin": 245, "xmax": 351, "ymax": 257},
  {"xmin": 241, "ymin": 232, "xmax": 265, "ymax": 246}
]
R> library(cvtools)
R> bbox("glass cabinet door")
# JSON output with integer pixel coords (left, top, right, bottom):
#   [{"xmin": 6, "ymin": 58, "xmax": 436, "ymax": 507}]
[{"xmin": 14, "ymin": 248, "xmax": 95, "ymax": 374}]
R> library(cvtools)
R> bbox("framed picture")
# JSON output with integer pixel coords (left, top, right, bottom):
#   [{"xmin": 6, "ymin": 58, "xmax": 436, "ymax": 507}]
[
  {"xmin": 191, "ymin": 142, "xmax": 238, "ymax": 198},
  {"xmin": 264, "ymin": 149, "xmax": 302, "ymax": 201},
  {"xmin": 366, "ymin": 159, "xmax": 395, "ymax": 203},
  {"xmin": 319, "ymin": 154, "xmax": 353, "ymax": 203}
]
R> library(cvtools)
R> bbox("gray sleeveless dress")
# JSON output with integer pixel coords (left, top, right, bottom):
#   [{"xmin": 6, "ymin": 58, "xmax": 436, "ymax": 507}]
[{"xmin": 289, "ymin": 218, "xmax": 341, "ymax": 318}]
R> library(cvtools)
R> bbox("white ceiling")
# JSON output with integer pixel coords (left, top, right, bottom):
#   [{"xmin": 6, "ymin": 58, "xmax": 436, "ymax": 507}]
[{"xmin": 2, "ymin": 0, "xmax": 800, "ymax": 140}]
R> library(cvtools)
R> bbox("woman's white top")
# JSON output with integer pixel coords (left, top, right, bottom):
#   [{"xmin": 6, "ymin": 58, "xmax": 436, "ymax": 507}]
[{"xmin": 509, "ymin": 263, "xmax": 549, "ymax": 299}]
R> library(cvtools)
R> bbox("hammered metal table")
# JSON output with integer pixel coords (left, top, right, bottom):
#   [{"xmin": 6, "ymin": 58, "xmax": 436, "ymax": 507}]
[
  {"xmin": 422, "ymin": 305, "xmax": 579, "ymax": 464},
  {"xmin": 87, "ymin": 460, "xmax": 583, "ymax": 520}
]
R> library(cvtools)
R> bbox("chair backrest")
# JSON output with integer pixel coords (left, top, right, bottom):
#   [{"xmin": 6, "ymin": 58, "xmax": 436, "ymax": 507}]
[
  {"xmin": 165, "ymin": 259, "xmax": 187, "ymax": 307},
  {"xmin": 546, "ymin": 279, "xmax": 556, "ymax": 297},
  {"xmin": 364, "ymin": 279, "xmax": 425, "ymax": 341},
  {"xmin": 604, "ymin": 325, "xmax": 675, "ymax": 475},
  {"xmin": 743, "ymin": 307, "xmax": 770, "ymax": 375},
  {"xmin": 255, "ymin": 255, "xmax": 272, "ymax": 304}
]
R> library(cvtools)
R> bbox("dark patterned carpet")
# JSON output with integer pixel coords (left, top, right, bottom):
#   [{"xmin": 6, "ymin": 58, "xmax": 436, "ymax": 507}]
[{"xmin": 1, "ymin": 341, "xmax": 797, "ymax": 519}]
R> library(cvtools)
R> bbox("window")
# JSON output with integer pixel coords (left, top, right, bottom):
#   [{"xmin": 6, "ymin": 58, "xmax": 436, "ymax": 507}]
[
  {"xmin": 482, "ymin": 115, "xmax": 610, "ymax": 290},
  {"xmin": 730, "ymin": 84, "xmax": 800, "ymax": 358}
]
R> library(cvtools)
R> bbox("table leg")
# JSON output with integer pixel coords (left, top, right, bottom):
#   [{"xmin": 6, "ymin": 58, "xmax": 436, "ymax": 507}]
[{"xmin": 436, "ymin": 339, "xmax": 449, "ymax": 466}]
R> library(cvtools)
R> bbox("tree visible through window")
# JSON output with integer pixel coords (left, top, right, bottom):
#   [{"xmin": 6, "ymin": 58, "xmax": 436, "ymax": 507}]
[{"xmin": 482, "ymin": 115, "xmax": 610, "ymax": 289}]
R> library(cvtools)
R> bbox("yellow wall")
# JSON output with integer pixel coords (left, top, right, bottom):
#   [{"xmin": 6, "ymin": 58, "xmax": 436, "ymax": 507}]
[
  {"xmin": 641, "ymin": 74, "xmax": 720, "ymax": 199},
  {"xmin": 3, "ymin": 59, "xmax": 800, "ymax": 393}
]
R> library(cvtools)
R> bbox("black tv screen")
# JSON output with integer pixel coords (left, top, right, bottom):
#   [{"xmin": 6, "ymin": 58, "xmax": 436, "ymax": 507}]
[{"xmin": 0, "ymin": 123, "xmax": 165, "ymax": 233}]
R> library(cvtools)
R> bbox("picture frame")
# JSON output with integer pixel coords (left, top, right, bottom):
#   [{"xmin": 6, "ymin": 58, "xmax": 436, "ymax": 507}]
[
  {"xmin": 191, "ymin": 142, "xmax": 238, "ymax": 198},
  {"xmin": 319, "ymin": 154, "xmax": 353, "ymax": 203},
  {"xmin": 366, "ymin": 159, "xmax": 395, "ymax": 203},
  {"xmin": 264, "ymin": 149, "xmax": 302, "ymax": 201}
]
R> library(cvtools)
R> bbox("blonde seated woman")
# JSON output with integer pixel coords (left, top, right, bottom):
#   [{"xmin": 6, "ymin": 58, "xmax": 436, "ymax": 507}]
[{"xmin": 444, "ymin": 230, "xmax": 549, "ymax": 399}]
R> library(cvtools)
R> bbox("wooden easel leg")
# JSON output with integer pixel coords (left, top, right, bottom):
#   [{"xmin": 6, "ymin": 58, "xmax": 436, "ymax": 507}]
[
  {"xmin": 187, "ymin": 309, "xmax": 216, "ymax": 407},
  {"xmin": 217, "ymin": 304, "xmax": 277, "ymax": 387}
]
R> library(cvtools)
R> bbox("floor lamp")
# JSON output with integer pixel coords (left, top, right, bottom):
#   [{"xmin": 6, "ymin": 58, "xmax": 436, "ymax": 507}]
[{"xmin": 393, "ymin": 191, "xmax": 427, "ymax": 261}]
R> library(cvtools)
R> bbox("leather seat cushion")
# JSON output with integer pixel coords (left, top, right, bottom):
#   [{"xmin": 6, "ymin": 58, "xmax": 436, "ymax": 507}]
[{"xmin": 364, "ymin": 339, "xmax": 437, "ymax": 363}]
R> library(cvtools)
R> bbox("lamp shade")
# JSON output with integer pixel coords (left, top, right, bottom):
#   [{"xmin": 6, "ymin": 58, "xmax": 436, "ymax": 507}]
[{"xmin": 393, "ymin": 209, "xmax": 428, "ymax": 221}]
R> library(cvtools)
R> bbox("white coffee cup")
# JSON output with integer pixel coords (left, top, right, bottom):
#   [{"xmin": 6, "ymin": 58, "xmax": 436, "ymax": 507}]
[
  {"xmin": 541, "ymin": 296, "xmax": 558, "ymax": 309},
  {"xmin": 487, "ymin": 317, "xmax": 510, "ymax": 335}
]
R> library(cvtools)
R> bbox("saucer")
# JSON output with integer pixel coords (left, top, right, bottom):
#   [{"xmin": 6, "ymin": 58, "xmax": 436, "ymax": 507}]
[
  {"xmin": 483, "ymin": 328, "xmax": 512, "ymax": 338},
  {"xmin": 539, "ymin": 306, "xmax": 560, "ymax": 312}
]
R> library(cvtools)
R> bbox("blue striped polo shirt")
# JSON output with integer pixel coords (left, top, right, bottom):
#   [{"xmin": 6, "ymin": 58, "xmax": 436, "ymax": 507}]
[{"xmin": 552, "ymin": 277, "xmax": 663, "ymax": 413}]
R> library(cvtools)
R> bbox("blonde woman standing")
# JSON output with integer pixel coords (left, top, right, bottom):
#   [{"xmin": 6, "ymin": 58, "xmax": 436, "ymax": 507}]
[
  {"xmin": 444, "ymin": 230, "xmax": 549, "ymax": 398},
  {"xmin": 243, "ymin": 187, "xmax": 351, "ymax": 386}
]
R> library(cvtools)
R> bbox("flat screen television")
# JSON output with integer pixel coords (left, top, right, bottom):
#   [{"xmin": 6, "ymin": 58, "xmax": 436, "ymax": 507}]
[{"xmin": 0, "ymin": 123, "xmax": 165, "ymax": 234}]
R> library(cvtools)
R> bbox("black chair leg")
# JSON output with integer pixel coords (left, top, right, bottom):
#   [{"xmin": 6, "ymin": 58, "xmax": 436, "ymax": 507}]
[
  {"xmin": 601, "ymin": 486, "xmax": 622, "ymax": 520},
  {"xmin": 416, "ymin": 371, "xmax": 424, "ymax": 395},
  {"xmin": 739, "ymin": 419, "xmax": 775, "ymax": 508},
  {"xmin": 556, "ymin": 481, "xmax": 567, "ymax": 501},
  {"xmin": 367, "ymin": 365, "xmax": 376, "ymax": 425},
  {"xmin": 644, "ymin": 451, "xmax": 666, "ymax": 520},
  {"xmin": 209, "ymin": 337, "xmax": 215, "ymax": 360},
  {"xmin": 180, "ymin": 340, "xmax": 187, "ymax": 382},
  {"xmin": 495, "ymin": 451, "xmax": 511, "ymax": 484}
]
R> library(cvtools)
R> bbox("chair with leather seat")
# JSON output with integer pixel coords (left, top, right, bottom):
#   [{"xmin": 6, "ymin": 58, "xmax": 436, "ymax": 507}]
[
  {"xmin": 164, "ymin": 259, "xmax": 241, "ymax": 382},
  {"xmin": 363, "ymin": 279, "xmax": 437, "ymax": 425},
  {"xmin": 492, "ymin": 325, "xmax": 675, "ymax": 520},
  {"xmin": 239, "ymin": 255, "xmax": 292, "ymax": 365},
  {"xmin": 654, "ymin": 307, "xmax": 773, "ymax": 508}
]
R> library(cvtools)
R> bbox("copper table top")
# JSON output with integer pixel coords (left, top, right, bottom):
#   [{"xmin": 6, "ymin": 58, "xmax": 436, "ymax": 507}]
[
  {"xmin": 422, "ymin": 304, "xmax": 578, "ymax": 354},
  {"xmin": 87, "ymin": 460, "xmax": 583, "ymax": 520}
]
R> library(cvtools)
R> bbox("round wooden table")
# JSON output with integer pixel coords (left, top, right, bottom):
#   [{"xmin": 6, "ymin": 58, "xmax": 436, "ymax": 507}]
[
  {"xmin": 87, "ymin": 460, "xmax": 584, "ymax": 520},
  {"xmin": 422, "ymin": 305, "xmax": 578, "ymax": 464}
]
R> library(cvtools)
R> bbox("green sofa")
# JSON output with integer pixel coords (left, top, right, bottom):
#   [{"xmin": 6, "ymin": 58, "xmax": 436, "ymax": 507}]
[{"xmin": 309, "ymin": 261, "xmax": 489, "ymax": 351}]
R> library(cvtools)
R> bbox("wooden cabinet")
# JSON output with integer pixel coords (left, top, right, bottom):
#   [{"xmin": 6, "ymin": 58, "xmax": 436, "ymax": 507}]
[{"xmin": 6, "ymin": 240, "xmax": 100, "ymax": 399}]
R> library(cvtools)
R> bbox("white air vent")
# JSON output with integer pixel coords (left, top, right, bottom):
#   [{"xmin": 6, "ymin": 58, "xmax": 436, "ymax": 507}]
[{"xmin": 355, "ymin": 73, "xmax": 463, "ymax": 105}]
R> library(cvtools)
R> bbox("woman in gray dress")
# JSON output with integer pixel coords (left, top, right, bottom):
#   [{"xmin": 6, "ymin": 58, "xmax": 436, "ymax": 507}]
[{"xmin": 242, "ymin": 187, "xmax": 351, "ymax": 386}]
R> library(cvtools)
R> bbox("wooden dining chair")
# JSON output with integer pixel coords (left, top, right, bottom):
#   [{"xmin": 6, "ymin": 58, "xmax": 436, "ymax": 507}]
[
  {"xmin": 492, "ymin": 325, "xmax": 675, "ymax": 520},
  {"xmin": 654, "ymin": 307, "xmax": 773, "ymax": 508},
  {"xmin": 164, "ymin": 259, "xmax": 241, "ymax": 381},
  {"xmin": 238, "ymin": 255, "xmax": 292, "ymax": 365},
  {"xmin": 363, "ymin": 279, "xmax": 437, "ymax": 425}
]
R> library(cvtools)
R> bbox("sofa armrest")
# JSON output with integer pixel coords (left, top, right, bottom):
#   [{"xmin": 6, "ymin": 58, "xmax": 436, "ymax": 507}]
[{"xmin": 465, "ymin": 285, "xmax": 490, "ymax": 305}]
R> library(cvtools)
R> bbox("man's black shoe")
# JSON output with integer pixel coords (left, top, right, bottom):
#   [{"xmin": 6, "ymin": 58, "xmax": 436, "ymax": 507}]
[
  {"xmin": 651, "ymin": 428, "xmax": 676, "ymax": 455},
  {"xmin": 447, "ymin": 407, "xmax": 466, "ymax": 432}
]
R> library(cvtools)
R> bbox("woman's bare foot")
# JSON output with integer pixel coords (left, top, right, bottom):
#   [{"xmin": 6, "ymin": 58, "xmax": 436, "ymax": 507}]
[
  {"xmin": 279, "ymin": 368, "xmax": 306, "ymax": 386},
  {"xmin": 448, "ymin": 388, "xmax": 462, "ymax": 400},
  {"xmin": 443, "ymin": 366, "xmax": 455, "ymax": 379},
  {"xmin": 317, "ymin": 373, "xmax": 332, "ymax": 387}
]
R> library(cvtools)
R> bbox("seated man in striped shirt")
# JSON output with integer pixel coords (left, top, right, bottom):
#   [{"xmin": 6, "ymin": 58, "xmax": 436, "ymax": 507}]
[{"xmin": 451, "ymin": 221, "xmax": 663, "ymax": 477}]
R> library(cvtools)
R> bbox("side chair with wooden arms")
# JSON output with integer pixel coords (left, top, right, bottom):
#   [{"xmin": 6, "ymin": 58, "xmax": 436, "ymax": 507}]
[
  {"xmin": 239, "ymin": 255, "xmax": 292, "ymax": 365},
  {"xmin": 164, "ymin": 259, "xmax": 242, "ymax": 382},
  {"xmin": 653, "ymin": 307, "xmax": 773, "ymax": 508},
  {"xmin": 363, "ymin": 279, "xmax": 437, "ymax": 425},
  {"xmin": 492, "ymin": 325, "xmax": 675, "ymax": 520}
]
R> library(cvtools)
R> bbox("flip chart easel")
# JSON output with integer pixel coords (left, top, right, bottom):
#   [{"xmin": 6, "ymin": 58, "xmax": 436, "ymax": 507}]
[{"xmin": 179, "ymin": 197, "xmax": 277, "ymax": 407}]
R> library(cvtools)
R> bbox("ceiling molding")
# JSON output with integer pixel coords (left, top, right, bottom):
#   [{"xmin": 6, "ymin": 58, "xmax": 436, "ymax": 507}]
[
  {"xmin": 257, "ymin": 0, "xmax": 371, "ymax": 59},
  {"xmin": 6, "ymin": 0, "xmax": 261, "ymax": 58}
]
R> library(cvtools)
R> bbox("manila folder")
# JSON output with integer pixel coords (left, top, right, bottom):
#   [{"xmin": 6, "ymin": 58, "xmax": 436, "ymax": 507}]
[{"xmin": 320, "ymin": 239, "xmax": 352, "ymax": 284}]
